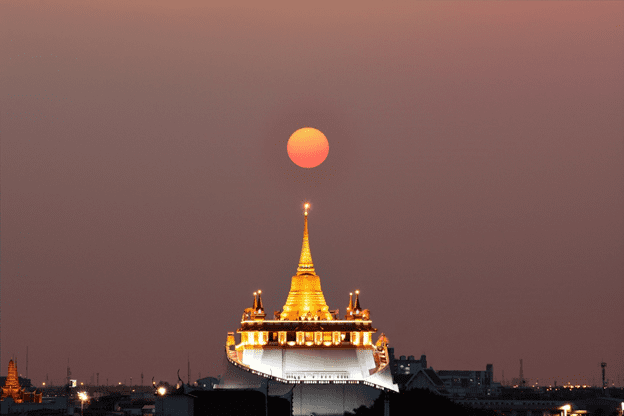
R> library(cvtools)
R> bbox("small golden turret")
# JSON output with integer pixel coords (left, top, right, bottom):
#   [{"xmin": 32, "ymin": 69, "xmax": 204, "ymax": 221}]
[
  {"xmin": 346, "ymin": 292, "xmax": 353, "ymax": 318},
  {"xmin": 346, "ymin": 290, "xmax": 370, "ymax": 321},
  {"xmin": 243, "ymin": 291, "xmax": 266, "ymax": 321},
  {"xmin": 354, "ymin": 290, "xmax": 362, "ymax": 312},
  {"xmin": 251, "ymin": 290, "xmax": 266, "ymax": 320},
  {"xmin": 376, "ymin": 333, "xmax": 389, "ymax": 348},
  {"xmin": 256, "ymin": 290, "xmax": 264, "ymax": 312}
]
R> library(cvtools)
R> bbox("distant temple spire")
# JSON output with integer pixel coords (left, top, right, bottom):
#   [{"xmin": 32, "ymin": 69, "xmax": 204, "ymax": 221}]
[
  {"xmin": 4, "ymin": 360, "xmax": 20, "ymax": 391},
  {"xmin": 1, "ymin": 360, "xmax": 42, "ymax": 403},
  {"xmin": 296, "ymin": 203, "xmax": 315, "ymax": 276}
]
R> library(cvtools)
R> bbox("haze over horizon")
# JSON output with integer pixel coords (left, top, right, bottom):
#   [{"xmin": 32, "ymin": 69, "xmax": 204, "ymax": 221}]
[{"xmin": 1, "ymin": 1, "xmax": 622, "ymax": 387}]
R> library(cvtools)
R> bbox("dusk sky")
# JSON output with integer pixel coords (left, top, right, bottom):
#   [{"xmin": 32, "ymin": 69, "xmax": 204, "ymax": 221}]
[{"xmin": 1, "ymin": 1, "xmax": 623, "ymax": 388}]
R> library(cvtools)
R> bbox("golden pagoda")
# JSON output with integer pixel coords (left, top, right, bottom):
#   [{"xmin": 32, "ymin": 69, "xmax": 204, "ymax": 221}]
[
  {"xmin": 1, "ymin": 360, "xmax": 42, "ymax": 404},
  {"xmin": 222, "ymin": 204, "xmax": 397, "ymax": 398},
  {"xmin": 279, "ymin": 203, "xmax": 333, "ymax": 321}
]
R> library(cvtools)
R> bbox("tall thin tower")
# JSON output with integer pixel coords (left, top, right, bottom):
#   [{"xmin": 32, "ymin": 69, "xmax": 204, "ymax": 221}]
[
  {"xmin": 66, "ymin": 359, "xmax": 71, "ymax": 386},
  {"xmin": 0, "ymin": 199, "xmax": 2, "ymax": 377},
  {"xmin": 601, "ymin": 362, "xmax": 607, "ymax": 391},
  {"xmin": 519, "ymin": 359, "xmax": 525, "ymax": 386}
]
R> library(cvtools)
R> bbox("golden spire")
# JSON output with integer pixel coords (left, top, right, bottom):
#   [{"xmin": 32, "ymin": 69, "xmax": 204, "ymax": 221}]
[
  {"xmin": 280, "ymin": 203, "xmax": 333, "ymax": 320},
  {"xmin": 347, "ymin": 292, "xmax": 353, "ymax": 312},
  {"xmin": 256, "ymin": 290, "xmax": 264, "ymax": 311},
  {"xmin": 252, "ymin": 292, "xmax": 258, "ymax": 310},
  {"xmin": 296, "ymin": 203, "xmax": 315, "ymax": 276},
  {"xmin": 354, "ymin": 290, "xmax": 362, "ymax": 311}
]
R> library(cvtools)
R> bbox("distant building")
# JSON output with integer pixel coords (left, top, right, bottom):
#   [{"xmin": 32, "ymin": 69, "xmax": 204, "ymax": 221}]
[
  {"xmin": 395, "ymin": 369, "xmax": 448, "ymax": 395},
  {"xmin": 0, "ymin": 360, "xmax": 42, "ymax": 404},
  {"xmin": 196, "ymin": 376, "xmax": 219, "ymax": 390},
  {"xmin": 388, "ymin": 350, "xmax": 428, "ymax": 375},
  {"xmin": 387, "ymin": 352, "xmax": 447, "ymax": 394},
  {"xmin": 437, "ymin": 364, "xmax": 501, "ymax": 397},
  {"xmin": 1, "ymin": 396, "xmax": 68, "ymax": 415}
]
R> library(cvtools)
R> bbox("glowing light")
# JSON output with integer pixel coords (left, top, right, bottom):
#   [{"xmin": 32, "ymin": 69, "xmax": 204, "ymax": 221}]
[
  {"xmin": 78, "ymin": 392, "xmax": 88, "ymax": 402},
  {"xmin": 157, "ymin": 386, "xmax": 167, "ymax": 396},
  {"xmin": 560, "ymin": 404, "xmax": 571, "ymax": 416},
  {"xmin": 287, "ymin": 127, "xmax": 329, "ymax": 168}
]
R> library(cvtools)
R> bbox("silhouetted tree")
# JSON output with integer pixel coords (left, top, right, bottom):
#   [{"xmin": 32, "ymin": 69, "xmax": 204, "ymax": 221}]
[{"xmin": 343, "ymin": 388, "xmax": 496, "ymax": 416}]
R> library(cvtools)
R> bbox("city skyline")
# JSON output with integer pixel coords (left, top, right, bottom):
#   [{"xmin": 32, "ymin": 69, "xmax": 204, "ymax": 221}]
[{"xmin": 1, "ymin": 1, "xmax": 623, "ymax": 388}]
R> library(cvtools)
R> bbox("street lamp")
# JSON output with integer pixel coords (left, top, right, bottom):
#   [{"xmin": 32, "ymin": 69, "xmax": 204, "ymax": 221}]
[
  {"xmin": 560, "ymin": 404, "xmax": 571, "ymax": 416},
  {"xmin": 78, "ymin": 391, "xmax": 88, "ymax": 416}
]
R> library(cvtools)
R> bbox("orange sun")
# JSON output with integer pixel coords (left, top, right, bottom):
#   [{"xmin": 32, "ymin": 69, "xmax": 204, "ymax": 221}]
[{"xmin": 287, "ymin": 127, "xmax": 329, "ymax": 168}]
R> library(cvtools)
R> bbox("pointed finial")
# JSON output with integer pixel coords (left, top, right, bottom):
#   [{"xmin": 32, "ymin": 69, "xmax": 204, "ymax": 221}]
[
  {"xmin": 347, "ymin": 292, "xmax": 353, "ymax": 313},
  {"xmin": 297, "ymin": 202, "xmax": 315, "ymax": 275},
  {"xmin": 257, "ymin": 290, "xmax": 264, "ymax": 311},
  {"xmin": 253, "ymin": 292, "xmax": 258, "ymax": 310},
  {"xmin": 354, "ymin": 290, "xmax": 362, "ymax": 311}
]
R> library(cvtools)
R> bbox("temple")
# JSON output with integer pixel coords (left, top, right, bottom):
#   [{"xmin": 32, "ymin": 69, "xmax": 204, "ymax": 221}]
[
  {"xmin": 219, "ymin": 204, "xmax": 397, "ymax": 415},
  {"xmin": 1, "ymin": 360, "xmax": 42, "ymax": 404}
]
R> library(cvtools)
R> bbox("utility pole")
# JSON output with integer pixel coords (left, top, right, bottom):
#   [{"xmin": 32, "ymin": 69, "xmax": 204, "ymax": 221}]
[
  {"xmin": 66, "ymin": 358, "xmax": 71, "ymax": 387},
  {"xmin": 384, "ymin": 391, "xmax": 390, "ymax": 416}
]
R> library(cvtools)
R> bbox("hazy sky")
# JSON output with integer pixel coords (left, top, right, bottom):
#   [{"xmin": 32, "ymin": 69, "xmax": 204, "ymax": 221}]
[{"xmin": 2, "ymin": 1, "xmax": 623, "ymax": 387}]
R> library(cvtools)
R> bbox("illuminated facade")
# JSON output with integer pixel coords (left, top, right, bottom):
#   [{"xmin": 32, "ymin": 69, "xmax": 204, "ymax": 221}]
[
  {"xmin": 220, "ymin": 205, "xmax": 397, "ymax": 415},
  {"xmin": 1, "ymin": 360, "xmax": 42, "ymax": 404}
]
